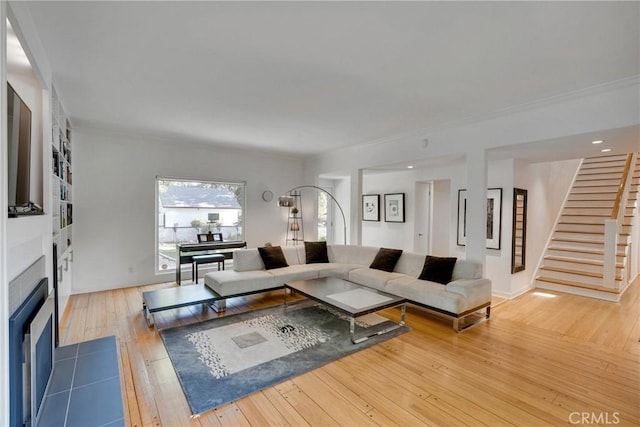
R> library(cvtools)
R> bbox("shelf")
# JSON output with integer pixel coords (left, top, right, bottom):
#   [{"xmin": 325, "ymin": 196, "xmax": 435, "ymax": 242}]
[{"xmin": 51, "ymin": 85, "xmax": 74, "ymax": 262}]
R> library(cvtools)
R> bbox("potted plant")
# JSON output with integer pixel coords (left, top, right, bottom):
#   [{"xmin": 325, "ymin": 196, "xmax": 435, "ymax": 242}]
[{"xmin": 291, "ymin": 207, "xmax": 299, "ymax": 216}]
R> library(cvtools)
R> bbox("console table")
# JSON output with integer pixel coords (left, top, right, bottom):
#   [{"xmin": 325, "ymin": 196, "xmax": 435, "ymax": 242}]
[{"xmin": 175, "ymin": 241, "xmax": 246, "ymax": 285}]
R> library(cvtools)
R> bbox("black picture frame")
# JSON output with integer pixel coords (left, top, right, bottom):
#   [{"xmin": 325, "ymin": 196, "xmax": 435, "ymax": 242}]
[
  {"xmin": 457, "ymin": 188, "xmax": 502, "ymax": 249},
  {"xmin": 384, "ymin": 193, "xmax": 405, "ymax": 223},
  {"xmin": 362, "ymin": 194, "xmax": 380, "ymax": 221}
]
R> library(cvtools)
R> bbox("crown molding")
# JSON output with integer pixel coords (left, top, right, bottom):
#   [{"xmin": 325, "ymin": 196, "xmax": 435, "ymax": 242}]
[{"xmin": 328, "ymin": 75, "xmax": 640, "ymax": 156}]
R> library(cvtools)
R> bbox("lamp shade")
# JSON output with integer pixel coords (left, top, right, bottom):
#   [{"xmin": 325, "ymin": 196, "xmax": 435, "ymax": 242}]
[{"xmin": 277, "ymin": 196, "xmax": 294, "ymax": 207}]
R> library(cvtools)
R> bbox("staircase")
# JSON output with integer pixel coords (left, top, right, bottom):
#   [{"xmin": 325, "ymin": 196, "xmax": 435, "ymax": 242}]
[{"xmin": 536, "ymin": 153, "xmax": 639, "ymax": 301}]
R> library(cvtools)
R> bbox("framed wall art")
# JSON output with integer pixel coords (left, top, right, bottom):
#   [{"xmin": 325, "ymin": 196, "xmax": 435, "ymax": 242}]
[
  {"xmin": 457, "ymin": 188, "xmax": 502, "ymax": 249},
  {"xmin": 362, "ymin": 194, "xmax": 380, "ymax": 221},
  {"xmin": 384, "ymin": 193, "xmax": 405, "ymax": 223}
]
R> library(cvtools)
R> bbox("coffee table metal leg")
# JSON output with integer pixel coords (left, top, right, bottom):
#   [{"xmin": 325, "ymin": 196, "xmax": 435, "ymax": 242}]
[{"xmin": 350, "ymin": 303, "xmax": 406, "ymax": 344}]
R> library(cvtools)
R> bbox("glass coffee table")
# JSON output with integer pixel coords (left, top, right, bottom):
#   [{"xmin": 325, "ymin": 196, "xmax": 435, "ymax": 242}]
[{"xmin": 284, "ymin": 277, "xmax": 407, "ymax": 344}]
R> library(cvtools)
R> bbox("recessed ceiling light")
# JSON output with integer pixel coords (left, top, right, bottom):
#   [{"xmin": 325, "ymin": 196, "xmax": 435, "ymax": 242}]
[
  {"xmin": 407, "ymin": 165, "xmax": 414, "ymax": 169},
  {"xmin": 591, "ymin": 140, "xmax": 604, "ymax": 144},
  {"xmin": 601, "ymin": 148, "xmax": 612, "ymax": 153}
]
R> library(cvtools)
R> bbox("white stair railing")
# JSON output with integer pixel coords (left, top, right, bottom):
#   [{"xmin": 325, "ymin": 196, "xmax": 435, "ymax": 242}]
[{"xmin": 603, "ymin": 153, "xmax": 636, "ymax": 289}]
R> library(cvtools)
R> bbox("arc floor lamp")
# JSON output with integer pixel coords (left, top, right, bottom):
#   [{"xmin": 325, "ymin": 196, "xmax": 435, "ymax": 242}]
[{"xmin": 277, "ymin": 185, "xmax": 347, "ymax": 244}]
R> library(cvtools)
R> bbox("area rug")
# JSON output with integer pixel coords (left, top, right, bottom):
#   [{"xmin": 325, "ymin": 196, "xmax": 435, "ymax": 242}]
[{"xmin": 160, "ymin": 302, "xmax": 409, "ymax": 415}]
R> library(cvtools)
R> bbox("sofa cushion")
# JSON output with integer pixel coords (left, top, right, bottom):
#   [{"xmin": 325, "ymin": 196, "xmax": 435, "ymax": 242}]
[
  {"xmin": 418, "ymin": 256, "xmax": 457, "ymax": 284},
  {"xmin": 257, "ymin": 246, "xmax": 289, "ymax": 270},
  {"xmin": 282, "ymin": 246, "xmax": 302, "ymax": 265},
  {"xmin": 315, "ymin": 263, "xmax": 364, "ymax": 280},
  {"xmin": 328, "ymin": 245, "xmax": 379, "ymax": 265},
  {"xmin": 267, "ymin": 264, "xmax": 321, "ymax": 283},
  {"xmin": 369, "ymin": 248, "xmax": 403, "ymax": 272},
  {"xmin": 304, "ymin": 241, "xmax": 329, "ymax": 264},
  {"xmin": 233, "ymin": 249, "xmax": 265, "ymax": 272},
  {"xmin": 205, "ymin": 270, "xmax": 276, "ymax": 296},
  {"xmin": 349, "ymin": 268, "xmax": 404, "ymax": 291},
  {"xmin": 394, "ymin": 252, "xmax": 427, "ymax": 277}
]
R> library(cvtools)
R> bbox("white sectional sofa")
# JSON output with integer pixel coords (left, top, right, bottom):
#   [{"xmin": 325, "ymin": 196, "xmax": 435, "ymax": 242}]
[{"xmin": 204, "ymin": 245, "xmax": 492, "ymax": 331}]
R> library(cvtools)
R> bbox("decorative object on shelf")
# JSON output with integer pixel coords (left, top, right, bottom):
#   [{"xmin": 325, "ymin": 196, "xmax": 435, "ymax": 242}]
[
  {"xmin": 261, "ymin": 190, "xmax": 273, "ymax": 202},
  {"xmin": 511, "ymin": 188, "xmax": 527, "ymax": 273},
  {"xmin": 456, "ymin": 188, "xmax": 502, "ymax": 249},
  {"xmin": 276, "ymin": 196, "xmax": 294, "ymax": 207},
  {"xmin": 277, "ymin": 185, "xmax": 347, "ymax": 244},
  {"xmin": 384, "ymin": 193, "xmax": 405, "ymax": 223},
  {"xmin": 362, "ymin": 194, "xmax": 380, "ymax": 222},
  {"xmin": 279, "ymin": 190, "xmax": 304, "ymax": 245}
]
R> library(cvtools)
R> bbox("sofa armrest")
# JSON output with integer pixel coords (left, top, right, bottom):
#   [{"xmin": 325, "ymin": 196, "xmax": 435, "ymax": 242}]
[{"xmin": 446, "ymin": 278, "xmax": 492, "ymax": 310}]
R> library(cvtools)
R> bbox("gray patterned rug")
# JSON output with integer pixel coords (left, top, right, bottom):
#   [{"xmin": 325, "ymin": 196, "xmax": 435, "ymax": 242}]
[{"xmin": 160, "ymin": 302, "xmax": 409, "ymax": 415}]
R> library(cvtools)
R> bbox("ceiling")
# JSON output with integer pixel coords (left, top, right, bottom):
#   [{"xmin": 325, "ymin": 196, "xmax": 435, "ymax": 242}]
[{"xmin": 21, "ymin": 1, "xmax": 640, "ymax": 158}]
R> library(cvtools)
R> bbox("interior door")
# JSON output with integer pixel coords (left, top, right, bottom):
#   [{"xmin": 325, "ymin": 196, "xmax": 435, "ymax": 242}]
[{"xmin": 413, "ymin": 181, "xmax": 431, "ymax": 254}]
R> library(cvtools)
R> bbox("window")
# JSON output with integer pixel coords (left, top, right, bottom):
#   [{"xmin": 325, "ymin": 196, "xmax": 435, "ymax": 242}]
[{"xmin": 156, "ymin": 178, "xmax": 245, "ymax": 272}]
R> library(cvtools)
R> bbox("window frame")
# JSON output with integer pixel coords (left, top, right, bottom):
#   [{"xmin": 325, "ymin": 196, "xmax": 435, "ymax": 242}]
[{"xmin": 155, "ymin": 176, "xmax": 247, "ymax": 274}]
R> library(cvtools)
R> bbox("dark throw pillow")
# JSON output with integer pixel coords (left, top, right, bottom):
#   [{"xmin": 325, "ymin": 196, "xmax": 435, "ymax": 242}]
[
  {"xmin": 418, "ymin": 255, "xmax": 457, "ymax": 284},
  {"xmin": 257, "ymin": 246, "xmax": 289, "ymax": 270},
  {"xmin": 369, "ymin": 248, "xmax": 403, "ymax": 272},
  {"xmin": 305, "ymin": 241, "xmax": 329, "ymax": 264}
]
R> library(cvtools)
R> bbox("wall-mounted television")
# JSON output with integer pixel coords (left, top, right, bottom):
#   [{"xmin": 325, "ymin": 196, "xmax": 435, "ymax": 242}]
[{"xmin": 7, "ymin": 83, "xmax": 42, "ymax": 217}]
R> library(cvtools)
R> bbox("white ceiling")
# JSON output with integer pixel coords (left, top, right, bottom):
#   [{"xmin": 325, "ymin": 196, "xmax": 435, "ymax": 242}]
[{"xmin": 23, "ymin": 1, "xmax": 640, "ymax": 158}]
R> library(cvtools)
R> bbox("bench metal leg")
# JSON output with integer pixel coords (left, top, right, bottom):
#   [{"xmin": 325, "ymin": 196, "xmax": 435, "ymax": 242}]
[
  {"xmin": 143, "ymin": 301, "xmax": 155, "ymax": 327},
  {"xmin": 211, "ymin": 299, "xmax": 226, "ymax": 313}
]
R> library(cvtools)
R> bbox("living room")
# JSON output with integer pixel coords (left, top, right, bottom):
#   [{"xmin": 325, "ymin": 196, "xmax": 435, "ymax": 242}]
[{"xmin": 2, "ymin": 1, "xmax": 639, "ymax": 426}]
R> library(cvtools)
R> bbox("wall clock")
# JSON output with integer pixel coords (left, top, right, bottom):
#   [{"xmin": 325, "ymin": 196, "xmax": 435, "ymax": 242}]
[{"xmin": 262, "ymin": 190, "xmax": 273, "ymax": 202}]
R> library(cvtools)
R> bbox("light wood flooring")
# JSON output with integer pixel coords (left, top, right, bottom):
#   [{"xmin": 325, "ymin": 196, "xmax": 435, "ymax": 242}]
[{"xmin": 59, "ymin": 277, "xmax": 640, "ymax": 426}]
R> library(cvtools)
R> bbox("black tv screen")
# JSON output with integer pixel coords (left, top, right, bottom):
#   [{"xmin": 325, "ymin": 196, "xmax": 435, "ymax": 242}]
[{"xmin": 7, "ymin": 83, "xmax": 32, "ymax": 212}]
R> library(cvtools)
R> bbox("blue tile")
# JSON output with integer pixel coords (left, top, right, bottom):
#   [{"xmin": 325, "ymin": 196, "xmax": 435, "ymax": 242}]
[
  {"xmin": 36, "ymin": 390, "xmax": 69, "ymax": 427},
  {"xmin": 66, "ymin": 377, "xmax": 123, "ymax": 427},
  {"xmin": 78, "ymin": 336, "xmax": 116, "ymax": 356},
  {"xmin": 55, "ymin": 343, "xmax": 78, "ymax": 361},
  {"xmin": 48, "ymin": 358, "xmax": 75, "ymax": 394},
  {"xmin": 73, "ymin": 349, "xmax": 119, "ymax": 388}
]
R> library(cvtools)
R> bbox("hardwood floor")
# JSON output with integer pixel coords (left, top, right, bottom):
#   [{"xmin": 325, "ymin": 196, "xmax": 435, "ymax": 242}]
[{"xmin": 59, "ymin": 277, "xmax": 640, "ymax": 426}]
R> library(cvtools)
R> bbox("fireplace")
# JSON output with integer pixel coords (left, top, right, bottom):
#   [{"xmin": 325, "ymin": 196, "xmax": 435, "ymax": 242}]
[{"xmin": 8, "ymin": 257, "xmax": 55, "ymax": 427}]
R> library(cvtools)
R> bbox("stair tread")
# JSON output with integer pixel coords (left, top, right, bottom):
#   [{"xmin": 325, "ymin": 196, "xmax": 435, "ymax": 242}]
[
  {"xmin": 554, "ymin": 230, "xmax": 604, "ymax": 235},
  {"xmin": 539, "ymin": 265, "xmax": 623, "ymax": 279},
  {"xmin": 551, "ymin": 237, "xmax": 628, "ymax": 246},
  {"xmin": 547, "ymin": 246, "xmax": 626, "ymax": 257},
  {"xmin": 536, "ymin": 276, "xmax": 622, "ymax": 293},
  {"xmin": 544, "ymin": 255, "xmax": 623, "ymax": 268}
]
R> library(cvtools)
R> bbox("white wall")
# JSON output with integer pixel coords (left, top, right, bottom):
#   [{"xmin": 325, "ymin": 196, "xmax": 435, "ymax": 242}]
[
  {"xmin": 72, "ymin": 128, "xmax": 304, "ymax": 292},
  {"xmin": 361, "ymin": 170, "xmax": 418, "ymax": 250},
  {"xmin": 512, "ymin": 158, "xmax": 581, "ymax": 294},
  {"xmin": 431, "ymin": 179, "xmax": 451, "ymax": 256}
]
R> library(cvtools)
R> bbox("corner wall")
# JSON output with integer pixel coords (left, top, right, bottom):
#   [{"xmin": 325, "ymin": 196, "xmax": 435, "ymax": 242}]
[
  {"xmin": 362, "ymin": 170, "xmax": 419, "ymax": 250},
  {"xmin": 72, "ymin": 128, "xmax": 304, "ymax": 292}
]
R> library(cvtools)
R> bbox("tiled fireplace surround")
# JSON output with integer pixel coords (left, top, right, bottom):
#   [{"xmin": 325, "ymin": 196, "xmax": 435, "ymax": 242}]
[{"xmin": 9, "ymin": 257, "xmax": 123, "ymax": 427}]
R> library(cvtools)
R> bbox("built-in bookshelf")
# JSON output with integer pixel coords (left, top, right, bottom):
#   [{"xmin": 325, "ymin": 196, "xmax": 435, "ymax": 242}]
[{"xmin": 51, "ymin": 87, "xmax": 72, "ymax": 257}]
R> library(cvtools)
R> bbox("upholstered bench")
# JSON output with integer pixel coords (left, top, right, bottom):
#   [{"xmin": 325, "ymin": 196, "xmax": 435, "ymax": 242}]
[{"xmin": 192, "ymin": 253, "xmax": 225, "ymax": 283}]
